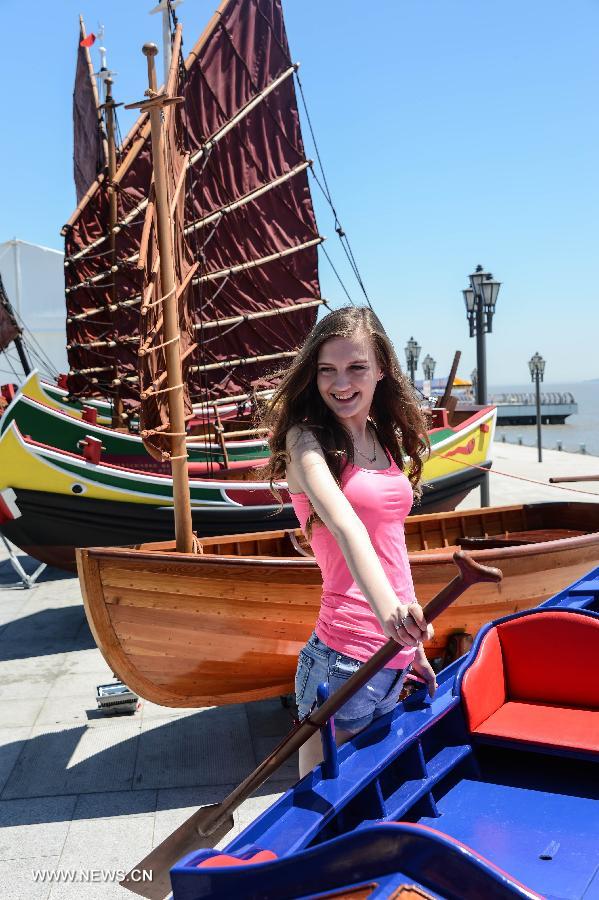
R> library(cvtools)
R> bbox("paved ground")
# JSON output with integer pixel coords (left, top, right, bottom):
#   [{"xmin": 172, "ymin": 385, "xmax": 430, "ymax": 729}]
[{"xmin": 0, "ymin": 441, "xmax": 597, "ymax": 899}]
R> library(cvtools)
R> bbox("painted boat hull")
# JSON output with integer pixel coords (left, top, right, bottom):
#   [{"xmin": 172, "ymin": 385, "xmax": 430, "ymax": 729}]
[
  {"xmin": 0, "ymin": 404, "xmax": 497, "ymax": 568},
  {"xmin": 2, "ymin": 374, "xmax": 496, "ymax": 479},
  {"xmin": 77, "ymin": 501, "xmax": 599, "ymax": 707},
  {"xmin": 2, "ymin": 374, "xmax": 269, "ymax": 468}
]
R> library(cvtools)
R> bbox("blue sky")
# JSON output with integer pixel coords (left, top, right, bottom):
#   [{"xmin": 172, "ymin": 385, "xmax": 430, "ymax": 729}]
[{"xmin": 0, "ymin": 0, "xmax": 597, "ymax": 383}]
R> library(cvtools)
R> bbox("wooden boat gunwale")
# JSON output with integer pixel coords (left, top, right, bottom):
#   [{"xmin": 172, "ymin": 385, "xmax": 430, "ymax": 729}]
[{"xmin": 86, "ymin": 499, "xmax": 599, "ymax": 567}]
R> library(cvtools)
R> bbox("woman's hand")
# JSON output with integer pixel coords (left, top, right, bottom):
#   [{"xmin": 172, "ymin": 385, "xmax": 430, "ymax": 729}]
[
  {"xmin": 383, "ymin": 600, "xmax": 434, "ymax": 648},
  {"xmin": 411, "ymin": 644, "xmax": 438, "ymax": 697}
]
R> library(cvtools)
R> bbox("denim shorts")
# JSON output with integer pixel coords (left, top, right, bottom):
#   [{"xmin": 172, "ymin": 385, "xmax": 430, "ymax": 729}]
[{"xmin": 295, "ymin": 631, "xmax": 408, "ymax": 733}]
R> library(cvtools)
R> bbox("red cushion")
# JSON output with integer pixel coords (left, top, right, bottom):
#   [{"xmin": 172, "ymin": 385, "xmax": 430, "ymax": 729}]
[
  {"xmin": 497, "ymin": 612, "xmax": 599, "ymax": 708},
  {"xmin": 475, "ymin": 701, "xmax": 599, "ymax": 754},
  {"xmin": 461, "ymin": 627, "xmax": 506, "ymax": 732},
  {"xmin": 198, "ymin": 849, "xmax": 277, "ymax": 868}
]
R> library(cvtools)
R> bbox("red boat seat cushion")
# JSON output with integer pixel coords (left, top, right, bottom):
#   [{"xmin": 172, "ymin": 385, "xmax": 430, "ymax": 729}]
[
  {"xmin": 197, "ymin": 849, "xmax": 277, "ymax": 868},
  {"xmin": 462, "ymin": 611, "xmax": 599, "ymax": 752}
]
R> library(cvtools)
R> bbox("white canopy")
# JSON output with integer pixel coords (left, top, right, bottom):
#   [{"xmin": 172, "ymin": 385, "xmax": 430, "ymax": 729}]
[{"xmin": 0, "ymin": 238, "xmax": 67, "ymax": 380}]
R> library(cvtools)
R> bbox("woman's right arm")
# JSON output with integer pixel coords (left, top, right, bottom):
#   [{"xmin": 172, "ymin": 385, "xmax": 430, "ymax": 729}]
[{"xmin": 286, "ymin": 426, "xmax": 430, "ymax": 647}]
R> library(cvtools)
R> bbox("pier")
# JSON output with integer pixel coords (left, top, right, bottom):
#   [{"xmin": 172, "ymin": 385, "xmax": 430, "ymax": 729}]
[{"xmin": 492, "ymin": 391, "xmax": 578, "ymax": 425}]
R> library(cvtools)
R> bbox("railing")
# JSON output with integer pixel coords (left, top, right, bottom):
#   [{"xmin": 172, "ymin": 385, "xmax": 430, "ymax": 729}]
[{"xmin": 492, "ymin": 392, "xmax": 577, "ymax": 405}]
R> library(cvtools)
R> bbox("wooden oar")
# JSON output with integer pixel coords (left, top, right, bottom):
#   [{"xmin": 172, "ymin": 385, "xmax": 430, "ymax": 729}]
[
  {"xmin": 121, "ymin": 551, "xmax": 502, "ymax": 899},
  {"xmin": 549, "ymin": 475, "xmax": 599, "ymax": 483}
]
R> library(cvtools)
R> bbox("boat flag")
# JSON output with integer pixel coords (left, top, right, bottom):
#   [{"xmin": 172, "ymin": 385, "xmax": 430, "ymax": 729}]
[{"xmin": 80, "ymin": 33, "xmax": 96, "ymax": 48}]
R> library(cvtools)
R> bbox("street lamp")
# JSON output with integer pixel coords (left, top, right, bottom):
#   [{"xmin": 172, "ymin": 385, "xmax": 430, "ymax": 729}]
[
  {"xmin": 422, "ymin": 354, "xmax": 436, "ymax": 381},
  {"xmin": 529, "ymin": 352, "xmax": 546, "ymax": 463},
  {"xmin": 404, "ymin": 336, "xmax": 421, "ymax": 385},
  {"xmin": 421, "ymin": 354, "xmax": 436, "ymax": 402},
  {"xmin": 462, "ymin": 265, "xmax": 501, "ymax": 406},
  {"xmin": 462, "ymin": 265, "xmax": 501, "ymax": 508}
]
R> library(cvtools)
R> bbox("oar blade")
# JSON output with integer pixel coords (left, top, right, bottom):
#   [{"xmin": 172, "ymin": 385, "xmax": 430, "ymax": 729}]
[{"xmin": 120, "ymin": 805, "xmax": 234, "ymax": 900}]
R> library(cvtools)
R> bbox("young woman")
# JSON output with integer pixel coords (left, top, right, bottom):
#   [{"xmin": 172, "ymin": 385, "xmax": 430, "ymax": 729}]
[{"xmin": 262, "ymin": 306, "xmax": 437, "ymax": 777}]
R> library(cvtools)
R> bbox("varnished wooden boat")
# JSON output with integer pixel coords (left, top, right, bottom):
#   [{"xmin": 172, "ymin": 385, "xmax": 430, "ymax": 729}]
[{"xmin": 78, "ymin": 500, "xmax": 599, "ymax": 708}]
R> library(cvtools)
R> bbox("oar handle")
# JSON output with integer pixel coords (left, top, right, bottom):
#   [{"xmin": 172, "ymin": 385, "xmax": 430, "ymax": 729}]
[
  {"xmin": 308, "ymin": 551, "xmax": 501, "ymax": 728},
  {"xmin": 197, "ymin": 551, "xmax": 501, "ymax": 836}
]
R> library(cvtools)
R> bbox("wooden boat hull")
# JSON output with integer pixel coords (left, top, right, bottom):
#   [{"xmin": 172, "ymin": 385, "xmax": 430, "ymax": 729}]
[
  {"xmin": 77, "ymin": 501, "xmax": 599, "ymax": 707},
  {"xmin": 172, "ymin": 574, "xmax": 599, "ymax": 899}
]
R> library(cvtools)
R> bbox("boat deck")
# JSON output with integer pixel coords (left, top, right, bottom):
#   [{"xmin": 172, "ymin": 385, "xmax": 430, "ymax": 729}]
[{"xmin": 417, "ymin": 748, "xmax": 599, "ymax": 899}]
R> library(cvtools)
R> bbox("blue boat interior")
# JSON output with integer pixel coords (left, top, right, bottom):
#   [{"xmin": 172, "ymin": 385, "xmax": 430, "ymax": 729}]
[{"xmin": 171, "ymin": 568, "xmax": 599, "ymax": 900}]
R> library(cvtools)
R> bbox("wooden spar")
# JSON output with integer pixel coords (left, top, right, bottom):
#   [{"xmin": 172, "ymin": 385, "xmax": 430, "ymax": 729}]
[
  {"xmin": 193, "ymin": 298, "xmax": 324, "ymax": 331},
  {"xmin": 550, "ymin": 475, "xmax": 599, "ymax": 483},
  {"xmin": 192, "ymin": 236, "xmax": 324, "ymax": 284},
  {"xmin": 189, "ymin": 349, "xmax": 295, "ymax": 374},
  {"xmin": 104, "ymin": 77, "xmax": 125, "ymax": 427},
  {"xmin": 141, "ymin": 41, "xmax": 193, "ymax": 554},
  {"xmin": 439, "ymin": 350, "xmax": 461, "ymax": 410}
]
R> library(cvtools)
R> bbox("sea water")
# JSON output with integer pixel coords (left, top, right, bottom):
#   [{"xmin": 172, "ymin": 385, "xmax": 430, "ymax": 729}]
[{"xmin": 493, "ymin": 381, "xmax": 599, "ymax": 457}]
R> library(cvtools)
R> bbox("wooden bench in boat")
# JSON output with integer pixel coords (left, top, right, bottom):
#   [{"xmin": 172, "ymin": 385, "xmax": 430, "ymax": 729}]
[
  {"xmin": 458, "ymin": 528, "xmax": 586, "ymax": 549},
  {"xmin": 459, "ymin": 609, "xmax": 599, "ymax": 758}
]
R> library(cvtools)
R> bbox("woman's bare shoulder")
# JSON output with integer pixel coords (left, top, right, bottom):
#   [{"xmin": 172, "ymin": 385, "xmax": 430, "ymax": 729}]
[{"xmin": 285, "ymin": 425, "xmax": 321, "ymax": 456}]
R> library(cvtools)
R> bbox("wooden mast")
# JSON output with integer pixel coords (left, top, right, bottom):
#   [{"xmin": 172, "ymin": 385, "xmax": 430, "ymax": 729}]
[
  {"xmin": 103, "ymin": 77, "xmax": 126, "ymax": 428},
  {"xmin": 141, "ymin": 42, "xmax": 193, "ymax": 553}
]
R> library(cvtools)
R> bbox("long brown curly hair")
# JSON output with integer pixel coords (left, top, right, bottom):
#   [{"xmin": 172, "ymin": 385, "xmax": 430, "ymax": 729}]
[{"xmin": 260, "ymin": 306, "xmax": 430, "ymax": 524}]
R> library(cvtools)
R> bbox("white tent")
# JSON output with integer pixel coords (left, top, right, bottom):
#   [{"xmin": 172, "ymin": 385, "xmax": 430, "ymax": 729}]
[{"xmin": 0, "ymin": 238, "xmax": 67, "ymax": 379}]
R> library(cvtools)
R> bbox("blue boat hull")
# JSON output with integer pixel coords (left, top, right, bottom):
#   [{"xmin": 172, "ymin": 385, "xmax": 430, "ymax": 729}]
[{"xmin": 170, "ymin": 570, "xmax": 599, "ymax": 899}]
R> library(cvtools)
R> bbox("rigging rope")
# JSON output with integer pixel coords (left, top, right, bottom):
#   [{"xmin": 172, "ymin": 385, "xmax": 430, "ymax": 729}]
[
  {"xmin": 295, "ymin": 72, "xmax": 372, "ymax": 309},
  {"xmin": 437, "ymin": 452, "xmax": 599, "ymax": 499}
]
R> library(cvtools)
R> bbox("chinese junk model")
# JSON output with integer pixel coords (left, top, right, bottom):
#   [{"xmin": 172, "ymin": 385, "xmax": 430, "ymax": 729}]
[
  {"xmin": 79, "ymin": 500, "xmax": 599, "ymax": 707},
  {"xmin": 0, "ymin": 0, "xmax": 496, "ymax": 567},
  {"xmin": 160, "ymin": 566, "xmax": 599, "ymax": 900}
]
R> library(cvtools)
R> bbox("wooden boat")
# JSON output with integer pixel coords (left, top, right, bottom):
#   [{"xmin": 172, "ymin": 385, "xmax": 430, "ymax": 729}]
[
  {"xmin": 167, "ymin": 568, "xmax": 599, "ymax": 900},
  {"xmin": 77, "ymin": 500, "xmax": 599, "ymax": 707}
]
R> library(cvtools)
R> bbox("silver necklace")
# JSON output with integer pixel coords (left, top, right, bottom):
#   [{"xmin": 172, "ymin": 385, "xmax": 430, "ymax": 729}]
[{"xmin": 354, "ymin": 427, "xmax": 377, "ymax": 463}]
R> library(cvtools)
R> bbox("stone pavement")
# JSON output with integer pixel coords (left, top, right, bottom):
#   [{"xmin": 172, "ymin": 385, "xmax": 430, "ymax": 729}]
[
  {"xmin": 0, "ymin": 441, "xmax": 597, "ymax": 899},
  {"xmin": 0, "ymin": 555, "xmax": 297, "ymax": 899}
]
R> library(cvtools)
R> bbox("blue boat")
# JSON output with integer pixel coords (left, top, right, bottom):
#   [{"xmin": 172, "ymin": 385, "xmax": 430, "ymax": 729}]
[{"xmin": 170, "ymin": 567, "xmax": 599, "ymax": 900}]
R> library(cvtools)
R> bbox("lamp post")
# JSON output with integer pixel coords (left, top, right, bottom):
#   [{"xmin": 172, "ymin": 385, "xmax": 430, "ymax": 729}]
[
  {"xmin": 528, "ymin": 352, "xmax": 546, "ymax": 463},
  {"xmin": 462, "ymin": 266, "xmax": 501, "ymax": 508},
  {"xmin": 462, "ymin": 265, "xmax": 501, "ymax": 405},
  {"xmin": 405, "ymin": 336, "xmax": 421, "ymax": 385},
  {"xmin": 422, "ymin": 354, "xmax": 436, "ymax": 399}
]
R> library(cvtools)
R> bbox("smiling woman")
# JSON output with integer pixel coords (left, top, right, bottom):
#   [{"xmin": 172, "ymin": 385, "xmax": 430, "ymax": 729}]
[{"xmin": 260, "ymin": 305, "xmax": 437, "ymax": 777}]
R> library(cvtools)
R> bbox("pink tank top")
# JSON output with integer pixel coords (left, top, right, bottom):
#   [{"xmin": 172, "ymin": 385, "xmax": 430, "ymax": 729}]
[{"xmin": 290, "ymin": 455, "xmax": 417, "ymax": 670}]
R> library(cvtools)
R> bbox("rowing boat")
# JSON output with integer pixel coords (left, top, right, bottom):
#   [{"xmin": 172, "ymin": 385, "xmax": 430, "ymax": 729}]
[
  {"xmin": 77, "ymin": 500, "xmax": 599, "ymax": 707},
  {"xmin": 168, "ymin": 566, "xmax": 599, "ymax": 899}
]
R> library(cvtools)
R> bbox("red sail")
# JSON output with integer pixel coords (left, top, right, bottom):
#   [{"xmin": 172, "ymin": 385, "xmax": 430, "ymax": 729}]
[
  {"xmin": 73, "ymin": 18, "xmax": 106, "ymax": 203},
  {"xmin": 63, "ymin": 0, "xmax": 321, "ymax": 408}
]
